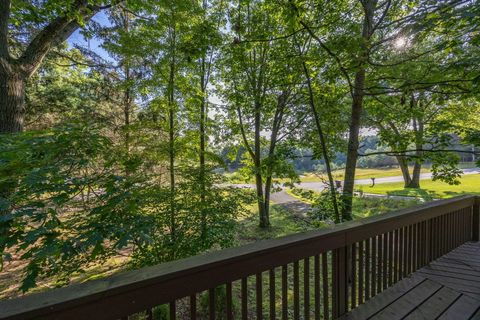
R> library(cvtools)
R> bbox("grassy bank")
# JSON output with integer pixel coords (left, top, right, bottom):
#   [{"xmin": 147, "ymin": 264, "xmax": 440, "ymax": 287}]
[
  {"xmin": 285, "ymin": 187, "xmax": 420, "ymax": 220},
  {"xmin": 365, "ymin": 173, "xmax": 480, "ymax": 200}
]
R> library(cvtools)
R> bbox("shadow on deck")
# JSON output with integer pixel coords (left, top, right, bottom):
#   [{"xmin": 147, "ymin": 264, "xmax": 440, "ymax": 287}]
[{"xmin": 342, "ymin": 242, "xmax": 480, "ymax": 320}]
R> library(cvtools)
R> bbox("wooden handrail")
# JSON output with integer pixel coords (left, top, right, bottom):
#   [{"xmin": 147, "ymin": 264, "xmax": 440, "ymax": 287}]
[{"xmin": 0, "ymin": 195, "xmax": 478, "ymax": 320}]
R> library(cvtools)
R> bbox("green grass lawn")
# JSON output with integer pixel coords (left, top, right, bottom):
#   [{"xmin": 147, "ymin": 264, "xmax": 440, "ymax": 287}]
[
  {"xmin": 286, "ymin": 187, "xmax": 420, "ymax": 219},
  {"xmin": 235, "ymin": 205, "xmax": 315, "ymax": 244},
  {"xmin": 365, "ymin": 173, "xmax": 480, "ymax": 200},
  {"xmin": 300, "ymin": 167, "xmax": 431, "ymax": 182},
  {"xmin": 227, "ymin": 162, "xmax": 477, "ymax": 184}
]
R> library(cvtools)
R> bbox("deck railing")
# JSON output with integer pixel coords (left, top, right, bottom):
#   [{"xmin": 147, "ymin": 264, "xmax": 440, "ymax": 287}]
[{"xmin": 1, "ymin": 195, "xmax": 479, "ymax": 320}]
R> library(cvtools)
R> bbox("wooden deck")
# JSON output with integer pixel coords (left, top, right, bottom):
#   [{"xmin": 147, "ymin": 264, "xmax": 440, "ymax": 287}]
[{"xmin": 342, "ymin": 241, "xmax": 480, "ymax": 320}]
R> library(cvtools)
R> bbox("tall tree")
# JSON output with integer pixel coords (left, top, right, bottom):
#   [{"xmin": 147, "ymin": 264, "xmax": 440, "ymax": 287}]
[
  {"xmin": 0, "ymin": 0, "xmax": 117, "ymax": 133},
  {"xmin": 221, "ymin": 0, "xmax": 303, "ymax": 227}
]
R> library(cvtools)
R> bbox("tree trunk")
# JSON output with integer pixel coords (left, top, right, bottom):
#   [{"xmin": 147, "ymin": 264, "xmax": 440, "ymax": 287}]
[
  {"xmin": 341, "ymin": 0, "xmax": 376, "ymax": 221},
  {"xmin": 396, "ymin": 155, "xmax": 412, "ymax": 188},
  {"xmin": 407, "ymin": 162, "xmax": 421, "ymax": 188},
  {"xmin": 302, "ymin": 61, "xmax": 340, "ymax": 223},
  {"xmin": 0, "ymin": 68, "xmax": 26, "ymax": 134},
  {"xmin": 199, "ymin": 56, "xmax": 207, "ymax": 239},
  {"xmin": 342, "ymin": 69, "xmax": 365, "ymax": 221},
  {"xmin": 167, "ymin": 24, "xmax": 177, "ymax": 245},
  {"xmin": 255, "ymin": 92, "xmax": 269, "ymax": 227},
  {"xmin": 407, "ymin": 107, "xmax": 424, "ymax": 189},
  {"xmin": 264, "ymin": 175, "xmax": 272, "ymax": 225},
  {"xmin": 255, "ymin": 172, "xmax": 269, "ymax": 228}
]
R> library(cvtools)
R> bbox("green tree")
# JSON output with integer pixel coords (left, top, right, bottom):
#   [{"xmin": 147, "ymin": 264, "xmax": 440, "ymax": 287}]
[{"xmin": 0, "ymin": 0, "xmax": 119, "ymax": 133}]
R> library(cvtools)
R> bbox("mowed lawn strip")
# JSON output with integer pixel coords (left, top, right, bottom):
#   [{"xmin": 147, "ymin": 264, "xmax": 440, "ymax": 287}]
[{"xmin": 365, "ymin": 174, "xmax": 480, "ymax": 199}]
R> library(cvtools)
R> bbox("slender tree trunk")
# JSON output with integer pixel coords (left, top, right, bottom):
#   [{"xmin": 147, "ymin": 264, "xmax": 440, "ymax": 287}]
[
  {"xmin": 262, "ymin": 92, "xmax": 287, "ymax": 227},
  {"xmin": 122, "ymin": 10, "xmax": 132, "ymax": 160},
  {"xmin": 302, "ymin": 61, "xmax": 340, "ymax": 223},
  {"xmin": 0, "ymin": 66, "xmax": 26, "ymax": 134},
  {"xmin": 396, "ymin": 155, "xmax": 412, "ymax": 188},
  {"xmin": 408, "ymin": 162, "xmax": 421, "ymax": 188},
  {"xmin": 342, "ymin": 70, "xmax": 365, "ymax": 221},
  {"xmin": 254, "ymin": 99, "xmax": 269, "ymax": 228},
  {"xmin": 199, "ymin": 56, "xmax": 207, "ymax": 239},
  {"xmin": 124, "ymin": 81, "xmax": 131, "ymax": 155},
  {"xmin": 255, "ymin": 172, "xmax": 268, "ymax": 228},
  {"xmin": 407, "ymin": 115, "xmax": 423, "ymax": 188},
  {"xmin": 342, "ymin": 0, "xmax": 376, "ymax": 221},
  {"xmin": 167, "ymin": 25, "xmax": 177, "ymax": 245}
]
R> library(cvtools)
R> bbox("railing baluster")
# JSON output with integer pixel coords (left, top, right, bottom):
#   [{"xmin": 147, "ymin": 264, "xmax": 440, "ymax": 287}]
[
  {"xmin": 314, "ymin": 255, "xmax": 320, "ymax": 320},
  {"xmin": 399, "ymin": 227, "xmax": 404, "ymax": 280},
  {"xmin": 371, "ymin": 236, "xmax": 377, "ymax": 296},
  {"xmin": 473, "ymin": 199, "xmax": 480, "ymax": 241},
  {"xmin": 446, "ymin": 214, "xmax": 451, "ymax": 252},
  {"xmin": 468, "ymin": 205, "xmax": 473, "ymax": 240},
  {"xmin": 358, "ymin": 241, "xmax": 364, "ymax": 305},
  {"xmin": 408, "ymin": 224, "xmax": 413, "ymax": 274},
  {"xmin": 282, "ymin": 265, "xmax": 288, "ymax": 320},
  {"xmin": 417, "ymin": 222, "xmax": 422, "ymax": 268},
  {"xmin": 256, "ymin": 273, "xmax": 263, "ymax": 320},
  {"xmin": 449, "ymin": 213, "xmax": 453, "ymax": 249},
  {"xmin": 455, "ymin": 210, "xmax": 459, "ymax": 246},
  {"xmin": 333, "ymin": 247, "xmax": 347, "ymax": 318},
  {"xmin": 208, "ymin": 289, "xmax": 215, "ymax": 320},
  {"xmin": 377, "ymin": 234, "xmax": 383, "ymax": 293},
  {"xmin": 426, "ymin": 219, "xmax": 432, "ymax": 264},
  {"xmin": 412, "ymin": 223, "xmax": 417, "ymax": 271},
  {"xmin": 433, "ymin": 217, "xmax": 438, "ymax": 259},
  {"xmin": 269, "ymin": 269, "xmax": 275, "ymax": 320},
  {"xmin": 418, "ymin": 222, "xmax": 422, "ymax": 269},
  {"xmin": 294, "ymin": 261, "xmax": 300, "ymax": 320},
  {"xmin": 322, "ymin": 252, "xmax": 329, "ymax": 320},
  {"xmin": 388, "ymin": 231, "xmax": 393, "ymax": 287},
  {"xmin": 465, "ymin": 208, "xmax": 469, "ymax": 242},
  {"xmin": 433, "ymin": 217, "xmax": 441, "ymax": 260},
  {"xmin": 394, "ymin": 229, "xmax": 399, "ymax": 283},
  {"xmin": 226, "ymin": 283, "xmax": 232, "ymax": 320},
  {"xmin": 365, "ymin": 238, "xmax": 370, "ymax": 301},
  {"xmin": 444, "ymin": 214, "xmax": 448, "ymax": 253},
  {"xmin": 422, "ymin": 220, "xmax": 429, "ymax": 267},
  {"xmin": 351, "ymin": 243, "xmax": 357, "ymax": 309},
  {"xmin": 304, "ymin": 258, "xmax": 310, "ymax": 319},
  {"xmin": 382, "ymin": 233, "xmax": 388, "ymax": 290},
  {"xmin": 170, "ymin": 301, "xmax": 176, "ymax": 320},
  {"xmin": 190, "ymin": 295, "xmax": 197, "ymax": 320},
  {"xmin": 241, "ymin": 277, "xmax": 248, "ymax": 320}
]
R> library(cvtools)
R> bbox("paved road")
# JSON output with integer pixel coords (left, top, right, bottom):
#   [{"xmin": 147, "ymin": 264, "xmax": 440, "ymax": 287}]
[{"xmin": 270, "ymin": 191, "xmax": 312, "ymax": 218}]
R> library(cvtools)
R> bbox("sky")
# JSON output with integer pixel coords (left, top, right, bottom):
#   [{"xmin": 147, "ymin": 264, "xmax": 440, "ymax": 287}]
[{"xmin": 68, "ymin": 11, "xmax": 112, "ymax": 62}]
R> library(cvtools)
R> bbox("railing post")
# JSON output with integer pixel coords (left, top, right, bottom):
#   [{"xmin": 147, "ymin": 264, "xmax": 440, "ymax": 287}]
[
  {"xmin": 333, "ymin": 246, "xmax": 348, "ymax": 318},
  {"xmin": 425, "ymin": 219, "xmax": 431, "ymax": 264},
  {"xmin": 473, "ymin": 196, "xmax": 480, "ymax": 242}
]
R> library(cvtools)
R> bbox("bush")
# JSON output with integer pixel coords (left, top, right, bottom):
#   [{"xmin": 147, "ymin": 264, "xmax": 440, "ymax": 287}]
[{"xmin": 0, "ymin": 124, "xmax": 252, "ymax": 292}]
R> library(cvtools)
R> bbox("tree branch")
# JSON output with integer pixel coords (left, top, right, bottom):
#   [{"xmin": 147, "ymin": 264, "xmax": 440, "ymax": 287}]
[
  {"xmin": 18, "ymin": 0, "xmax": 108, "ymax": 77},
  {"xmin": 236, "ymin": 105, "xmax": 256, "ymax": 160},
  {"xmin": 288, "ymin": 0, "xmax": 354, "ymax": 98},
  {"xmin": 299, "ymin": 21, "xmax": 355, "ymax": 98}
]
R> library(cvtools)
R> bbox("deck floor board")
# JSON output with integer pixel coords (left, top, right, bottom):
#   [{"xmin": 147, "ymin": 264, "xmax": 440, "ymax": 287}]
[{"xmin": 341, "ymin": 242, "xmax": 480, "ymax": 320}]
